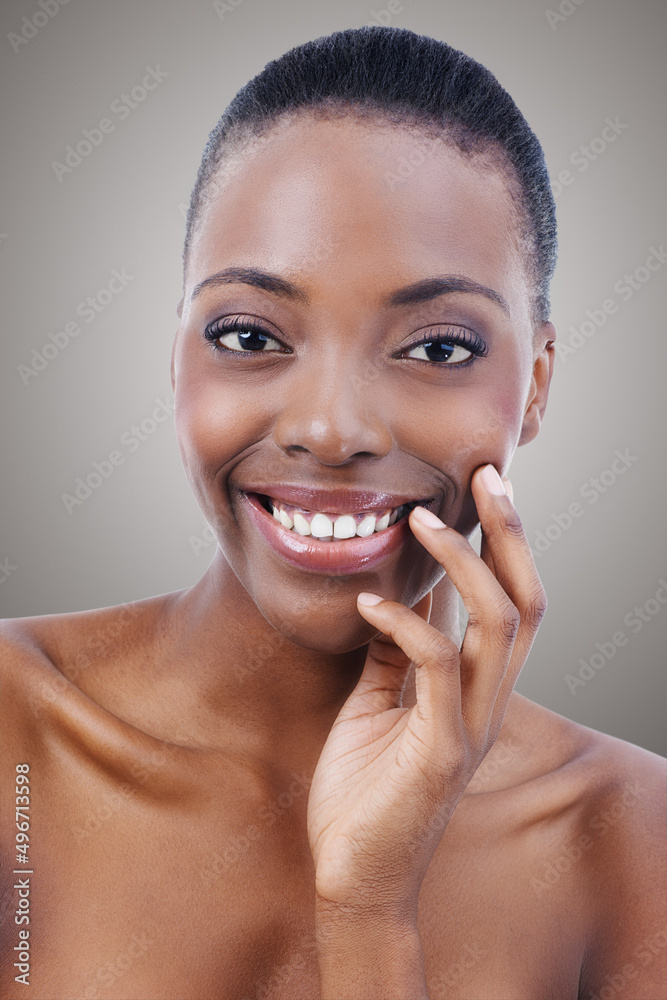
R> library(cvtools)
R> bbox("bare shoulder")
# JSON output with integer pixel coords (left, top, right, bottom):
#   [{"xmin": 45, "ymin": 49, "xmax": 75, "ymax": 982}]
[
  {"xmin": 496, "ymin": 693, "xmax": 666, "ymax": 865},
  {"xmin": 0, "ymin": 591, "xmax": 183, "ymax": 764},
  {"xmin": 468, "ymin": 691, "xmax": 665, "ymax": 801},
  {"xmin": 485, "ymin": 689, "xmax": 662, "ymax": 787},
  {"xmin": 559, "ymin": 713, "xmax": 666, "ymax": 999},
  {"xmin": 0, "ymin": 612, "xmax": 67, "ymax": 754},
  {"xmin": 0, "ymin": 593, "xmax": 176, "ymax": 672},
  {"xmin": 0, "ymin": 597, "xmax": 196, "ymax": 986},
  {"xmin": 1, "ymin": 590, "xmax": 180, "ymax": 686},
  {"xmin": 497, "ymin": 694, "xmax": 667, "ymax": 998}
]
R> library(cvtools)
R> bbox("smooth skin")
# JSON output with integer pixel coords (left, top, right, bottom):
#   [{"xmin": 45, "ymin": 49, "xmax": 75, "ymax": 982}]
[{"xmin": 1, "ymin": 114, "xmax": 665, "ymax": 1000}]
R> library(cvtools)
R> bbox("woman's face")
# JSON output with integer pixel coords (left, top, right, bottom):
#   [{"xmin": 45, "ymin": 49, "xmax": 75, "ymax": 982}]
[{"xmin": 172, "ymin": 114, "xmax": 553, "ymax": 651}]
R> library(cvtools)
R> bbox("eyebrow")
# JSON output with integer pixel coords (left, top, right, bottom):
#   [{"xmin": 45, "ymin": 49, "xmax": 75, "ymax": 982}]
[
  {"xmin": 190, "ymin": 266, "xmax": 510, "ymax": 315},
  {"xmin": 191, "ymin": 267, "xmax": 308, "ymax": 305},
  {"xmin": 383, "ymin": 275, "xmax": 510, "ymax": 314}
]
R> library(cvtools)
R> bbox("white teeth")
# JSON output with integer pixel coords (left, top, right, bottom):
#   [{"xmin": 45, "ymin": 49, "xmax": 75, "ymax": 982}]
[
  {"xmin": 292, "ymin": 512, "xmax": 311, "ymax": 535},
  {"xmin": 310, "ymin": 513, "xmax": 333, "ymax": 538},
  {"xmin": 266, "ymin": 496, "xmax": 417, "ymax": 541},
  {"xmin": 333, "ymin": 514, "xmax": 357, "ymax": 539},
  {"xmin": 279, "ymin": 508, "xmax": 294, "ymax": 530},
  {"xmin": 356, "ymin": 514, "xmax": 377, "ymax": 537}
]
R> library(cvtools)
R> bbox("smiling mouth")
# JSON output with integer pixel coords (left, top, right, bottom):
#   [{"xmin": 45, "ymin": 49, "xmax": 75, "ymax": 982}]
[
  {"xmin": 241, "ymin": 491, "xmax": 434, "ymax": 575},
  {"xmin": 255, "ymin": 493, "xmax": 423, "ymax": 541}
]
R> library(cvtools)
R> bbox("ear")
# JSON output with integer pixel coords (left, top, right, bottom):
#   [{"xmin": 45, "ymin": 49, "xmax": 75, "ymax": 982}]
[
  {"xmin": 170, "ymin": 332, "xmax": 179, "ymax": 394},
  {"xmin": 171, "ymin": 299, "xmax": 184, "ymax": 393},
  {"xmin": 518, "ymin": 321, "xmax": 556, "ymax": 446}
]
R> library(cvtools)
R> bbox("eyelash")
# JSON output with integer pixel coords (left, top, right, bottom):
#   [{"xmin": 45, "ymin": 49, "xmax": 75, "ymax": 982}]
[{"xmin": 202, "ymin": 315, "xmax": 488, "ymax": 367}]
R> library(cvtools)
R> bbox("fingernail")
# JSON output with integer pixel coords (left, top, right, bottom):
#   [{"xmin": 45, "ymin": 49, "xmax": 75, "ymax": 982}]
[
  {"xmin": 503, "ymin": 478, "xmax": 514, "ymax": 502},
  {"xmin": 357, "ymin": 592, "xmax": 383, "ymax": 606},
  {"xmin": 481, "ymin": 464, "xmax": 506, "ymax": 496},
  {"xmin": 411, "ymin": 506, "xmax": 446, "ymax": 529}
]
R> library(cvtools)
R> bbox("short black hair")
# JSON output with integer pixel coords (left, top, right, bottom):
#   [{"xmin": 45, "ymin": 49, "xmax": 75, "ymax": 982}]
[{"xmin": 184, "ymin": 25, "xmax": 557, "ymax": 324}]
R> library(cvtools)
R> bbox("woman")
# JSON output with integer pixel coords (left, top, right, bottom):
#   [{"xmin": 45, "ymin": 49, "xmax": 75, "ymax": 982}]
[{"xmin": 1, "ymin": 25, "xmax": 665, "ymax": 1000}]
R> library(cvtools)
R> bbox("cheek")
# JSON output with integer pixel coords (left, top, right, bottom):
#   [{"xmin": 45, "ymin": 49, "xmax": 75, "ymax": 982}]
[
  {"xmin": 173, "ymin": 363, "xmax": 257, "ymax": 490},
  {"xmin": 403, "ymin": 384, "xmax": 523, "ymax": 477},
  {"xmin": 398, "ymin": 374, "xmax": 525, "ymax": 536},
  {"xmin": 455, "ymin": 389, "xmax": 523, "ymax": 472}
]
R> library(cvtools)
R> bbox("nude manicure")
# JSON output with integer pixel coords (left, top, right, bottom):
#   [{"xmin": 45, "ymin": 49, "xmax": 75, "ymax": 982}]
[
  {"xmin": 411, "ymin": 506, "xmax": 446, "ymax": 529},
  {"xmin": 481, "ymin": 464, "xmax": 506, "ymax": 496}
]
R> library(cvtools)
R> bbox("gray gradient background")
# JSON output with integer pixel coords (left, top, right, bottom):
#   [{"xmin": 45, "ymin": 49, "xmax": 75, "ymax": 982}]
[{"xmin": 1, "ymin": 0, "xmax": 665, "ymax": 756}]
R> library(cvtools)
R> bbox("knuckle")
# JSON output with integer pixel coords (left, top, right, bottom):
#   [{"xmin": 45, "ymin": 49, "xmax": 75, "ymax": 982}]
[
  {"xmin": 503, "ymin": 510, "xmax": 526, "ymax": 539},
  {"xmin": 483, "ymin": 509, "xmax": 525, "ymax": 544},
  {"xmin": 421, "ymin": 631, "xmax": 459, "ymax": 670},
  {"xmin": 436, "ymin": 735, "xmax": 470, "ymax": 783},
  {"xmin": 522, "ymin": 587, "xmax": 548, "ymax": 629},
  {"xmin": 496, "ymin": 601, "xmax": 521, "ymax": 644}
]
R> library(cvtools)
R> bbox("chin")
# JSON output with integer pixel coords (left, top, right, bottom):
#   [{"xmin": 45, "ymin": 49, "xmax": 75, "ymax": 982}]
[{"xmin": 252, "ymin": 593, "xmax": 383, "ymax": 656}]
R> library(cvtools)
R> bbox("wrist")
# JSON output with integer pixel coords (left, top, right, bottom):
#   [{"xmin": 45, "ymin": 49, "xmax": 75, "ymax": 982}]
[
  {"xmin": 314, "ymin": 901, "xmax": 427, "ymax": 1000},
  {"xmin": 315, "ymin": 893, "xmax": 419, "ymax": 932}
]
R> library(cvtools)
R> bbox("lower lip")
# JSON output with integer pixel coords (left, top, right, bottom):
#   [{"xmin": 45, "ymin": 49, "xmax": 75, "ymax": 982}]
[{"xmin": 240, "ymin": 492, "xmax": 416, "ymax": 575}]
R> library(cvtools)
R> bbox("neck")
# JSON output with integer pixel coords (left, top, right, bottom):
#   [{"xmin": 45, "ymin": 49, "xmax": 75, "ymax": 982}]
[{"xmin": 161, "ymin": 549, "xmax": 461, "ymax": 774}]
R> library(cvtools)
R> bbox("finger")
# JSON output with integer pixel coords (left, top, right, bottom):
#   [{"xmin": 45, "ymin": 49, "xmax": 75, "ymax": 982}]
[
  {"xmin": 472, "ymin": 466, "xmax": 547, "ymax": 727},
  {"xmin": 355, "ymin": 594, "xmax": 462, "ymax": 741},
  {"xmin": 407, "ymin": 505, "xmax": 520, "ymax": 737},
  {"xmin": 336, "ymin": 592, "xmax": 433, "ymax": 720},
  {"xmin": 478, "ymin": 477, "xmax": 511, "ymax": 578}
]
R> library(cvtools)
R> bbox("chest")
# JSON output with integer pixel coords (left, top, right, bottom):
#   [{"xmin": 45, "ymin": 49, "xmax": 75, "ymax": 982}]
[{"xmin": 17, "ymin": 781, "xmax": 585, "ymax": 1000}]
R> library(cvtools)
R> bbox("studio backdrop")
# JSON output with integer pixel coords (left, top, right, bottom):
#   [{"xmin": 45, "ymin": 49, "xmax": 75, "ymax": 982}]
[{"xmin": 1, "ymin": 0, "xmax": 665, "ymax": 756}]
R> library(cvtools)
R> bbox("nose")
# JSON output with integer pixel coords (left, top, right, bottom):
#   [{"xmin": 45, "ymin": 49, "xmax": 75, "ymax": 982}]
[{"xmin": 272, "ymin": 359, "xmax": 393, "ymax": 466}]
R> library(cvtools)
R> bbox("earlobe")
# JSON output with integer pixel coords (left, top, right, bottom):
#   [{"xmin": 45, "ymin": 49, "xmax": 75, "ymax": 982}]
[
  {"xmin": 170, "ymin": 333, "xmax": 178, "ymax": 393},
  {"xmin": 518, "ymin": 322, "xmax": 556, "ymax": 446}
]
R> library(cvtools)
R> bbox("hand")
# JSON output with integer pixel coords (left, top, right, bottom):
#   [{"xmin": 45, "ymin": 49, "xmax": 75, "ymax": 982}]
[{"xmin": 306, "ymin": 464, "xmax": 547, "ymax": 916}]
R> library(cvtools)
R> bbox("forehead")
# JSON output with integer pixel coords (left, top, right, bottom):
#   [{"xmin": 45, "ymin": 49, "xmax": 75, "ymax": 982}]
[{"xmin": 187, "ymin": 115, "xmax": 529, "ymax": 316}]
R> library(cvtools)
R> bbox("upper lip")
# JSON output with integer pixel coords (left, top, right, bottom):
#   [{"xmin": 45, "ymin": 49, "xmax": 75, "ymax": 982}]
[{"xmin": 240, "ymin": 485, "xmax": 435, "ymax": 515}]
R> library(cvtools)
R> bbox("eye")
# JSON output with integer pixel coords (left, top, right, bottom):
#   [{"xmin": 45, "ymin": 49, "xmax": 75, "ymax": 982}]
[
  {"xmin": 203, "ymin": 315, "xmax": 287, "ymax": 354},
  {"xmin": 401, "ymin": 325, "xmax": 488, "ymax": 366},
  {"xmin": 406, "ymin": 340, "xmax": 473, "ymax": 364}
]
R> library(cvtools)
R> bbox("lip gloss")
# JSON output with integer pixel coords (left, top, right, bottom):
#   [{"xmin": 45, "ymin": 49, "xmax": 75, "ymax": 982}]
[{"xmin": 240, "ymin": 492, "xmax": 415, "ymax": 575}]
